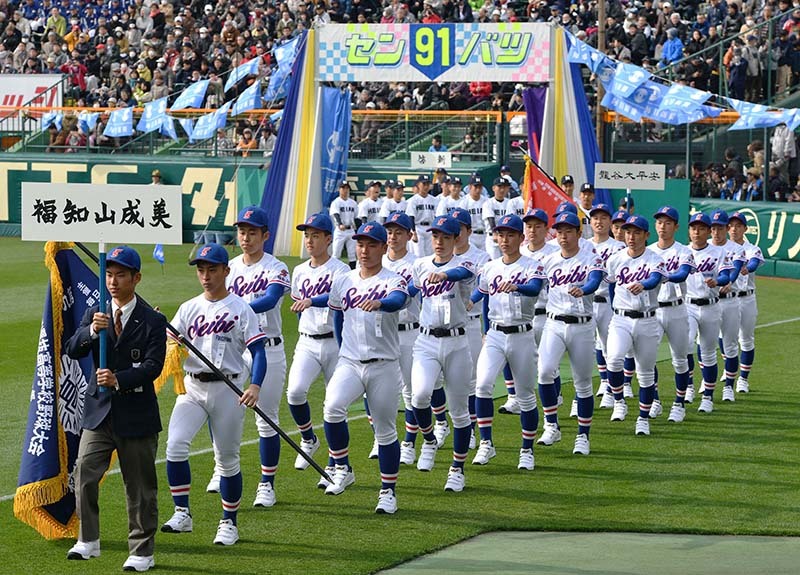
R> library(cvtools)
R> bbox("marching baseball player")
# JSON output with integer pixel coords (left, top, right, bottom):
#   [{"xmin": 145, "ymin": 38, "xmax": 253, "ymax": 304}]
[
  {"xmin": 537, "ymin": 211, "xmax": 605, "ymax": 455},
  {"xmin": 649, "ymin": 206, "xmax": 697, "ymax": 423},
  {"xmin": 727, "ymin": 211, "xmax": 764, "ymax": 393},
  {"xmin": 709, "ymin": 210, "xmax": 747, "ymax": 402},
  {"xmin": 588, "ymin": 204, "xmax": 625, "ymax": 410},
  {"xmin": 482, "ymin": 177, "xmax": 511, "ymax": 258},
  {"xmin": 610, "ymin": 209, "xmax": 637, "ymax": 398},
  {"xmin": 471, "ymin": 214, "xmax": 545, "ymax": 470},
  {"xmin": 379, "ymin": 181, "xmax": 408, "ymax": 224},
  {"xmin": 460, "ymin": 175, "xmax": 488, "ymax": 251},
  {"xmin": 322, "ymin": 222, "xmax": 409, "ymax": 514},
  {"xmin": 410, "ymin": 215, "xmax": 476, "ymax": 492},
  {"xmin": 521, "ymin": 208, "xmax": 560, "ymax": 343},
  {"xmin": 604, "ymin": 215, "xmax": 667, "ymax": 435},
  {"xmin": 435, "ymin": 176, "xmax": 464, "ymax": 216},
  {"xmin": 285, "ymin": 213, "xmax": 350, "ymax": 480},
  {"xmin": 163, "ymin": 243, "xmax": 266, "ymax": 546},
  {"xmin": 577, "ymin": 183, "xmax": 595, "ymax": 240},
  {"xmin": 405, "ymin": 175, "xmax": 439, "ymax": 257},
  {"xmin": 330, "ymin": 181, "xmax": 359, "ymax": 269},
  {"xmin": 358, "ymin": 181, "xmax": 384, "ymax": 224},
  {"xmin": 561, "ymin": 175, "xmax": 575, "ymax": 200},
  {"xmin": 685, "ymin": 213, "xmax": 734, "ymax": 412}
]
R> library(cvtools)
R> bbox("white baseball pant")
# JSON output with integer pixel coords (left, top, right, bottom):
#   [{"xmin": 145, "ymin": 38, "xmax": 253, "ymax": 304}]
[
  {"xmin": 606, "ymin": 315, "xmax": 663, "ymax": 388},
  {"xmin": 593, "ymin": 301, "xmax": 613, "ymax": 353},
  {"xmin": 411, "ymin": 225, "xmax": 433, "ymax": 257},
  {"xmin": 538, "ymin": 319, "xmax": 595, "ymax": 398},
  {"xmin": 656, "ymin": 304, "xmax": 690, "ymax": 373},
  {"xmin": 484, "ymin": 234, "xmax": 501, "ymax": 259},
  {"xmin": 687, "ymin": 303, "xmax": 722, "ymax": 367},
  {"xmin": 476, "ymin": 328, "xmax": 538, "ymax": 412},
  {"xmin": 411, "ymin": 333, "xmax": 473, "ymax": 428},
  {"xmin": 469, "ymin": 232, "xmax": 486, "ymax": 252},
  {"xmin": 286, "ymin": 335, "xmax": 339, "ymax": 406},
  {"xmin": 718, "ymin": 296, "xmax": 741, "ymax": 359},
  {"xmin": 250, "ymin": 345, "xmax": 286, "ymax": 438},
  {"xmin": 399, "ymin": 328, "xmax": 418, "ymax": 410},
  {"xmin": 465, "ymin": 316, "xmax": 483, "ymax": 396},
  {"xmin": 332, "ymin": 229, "xmax": 355, "ymax": 262},
  {"xmin": 738, "ymin": 294, "xmax": 757, "ymax": 352}
]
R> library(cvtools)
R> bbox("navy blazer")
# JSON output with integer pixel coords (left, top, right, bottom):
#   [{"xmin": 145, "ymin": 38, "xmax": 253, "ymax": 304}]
[{"xmin": 66, "ymin": 298, "xmax": 167, "ymax": 438}]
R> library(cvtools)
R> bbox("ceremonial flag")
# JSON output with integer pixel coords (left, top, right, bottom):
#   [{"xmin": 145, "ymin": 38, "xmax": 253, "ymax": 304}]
[
  {"xmin": 136, "ymin": 97, "xmax": 168, "ymax": 134},
  {"xmin": 319, "ymin": 87, "xmax": 352, "ymax": 207},
  {"xmin": 153, "ymin": 244, "xmax": 165, "ymax": 264},
  {"xmin": 224, "ymin": 58, "xmax": 260, "ymax": 93},
  {"xmin": 103, "ymin": 107, "xmax": 133, "ymax": 137},
  {"xmin": 14, "ymin": 243, "xmax": 98, "ymax": 539},
  {"xmin": 171, "ymin": 80, "xmax": 209, "ymax": 110},
  {"xmin": 525, "ymin": 156, "xmax": 575, "ymax": 216}
]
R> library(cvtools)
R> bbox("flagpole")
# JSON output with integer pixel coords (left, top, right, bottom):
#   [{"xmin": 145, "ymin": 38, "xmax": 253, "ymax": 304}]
[{"xmin": 97, "ymin": 240, "xmax": 108, "ymax": 390}]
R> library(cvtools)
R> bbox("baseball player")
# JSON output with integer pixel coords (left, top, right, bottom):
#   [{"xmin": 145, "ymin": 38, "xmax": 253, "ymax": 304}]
[
  {"xmin": 709, "ymin": 209, "xmax": 746, "ymax": 402},
  {"xmin": 330, "ymin": 181, "xmax": 359, "ymax": 268},
  {"xmin": 604, "ymin": 215, "xmax": 667, "ymax": 435},
  {"xmin": 506, "ymin": 191, "xmax": 526, "ymax": 217},
  {"xmin": 460, "ymin": 175, "xmax": 488, "ymax": 251},
  {"xmin": 588, "ymin": 204, "xmax": 625, "ymax": 410},
  {"xmin": 500, "ymin": 164, "xmax": 521, "ymax": 196},
  {"xmin": 358, "ymin": 181, "xmax": 384, "ymax": 224},
  {"xmin": 410, "ymin": 215, "xmax": 476, "ymax": 492},
  {"xmin": 405, "ymin": 175, "xmax": 439, "ymax": 257},
  {"xmin": 162, "ymin": 243, "xmax": 266, "ymax": 546},
  {"xmin": 482, "ymin": 177, "xmax": 511, "ymax": 258},
  {"xmin": 610, "ymin": 209, "xmax": 637, "ymax": 399},
  {"xmin": 285, "ymin": 213, "xmax": 350, "ymax": 480},
  {"xmin": 536, "ymin": 211, "xmax": 604, "ymax": 455},
  {"xmin": 378, "ymin": 181, "xmax": 407, "ymax": 224},
  {"xmin": 561, "ymin": 174, "xmax": 575, "ymax": 200},
  {"xmin": 649, "ymin": 206, "xmax": 697, "ymax": 423},
  {"xmin": 685, "ymin": 212, "xmax": 734, "ymax": 412},
  {"xmin": 435, "ymin": 176, "xmax": 464, "ymax": 216},
  {"xmin": 471, "ymin": 214, "xmax": 545, "ymax": 470},
  {"xmin": 322, "ymin": 222, "xmax": 409, "ymax": 515},
  {"xmin": 432, "ymin": 167, "xmax": 449, "ymax": 196},
  {"xmin": 577, "ymin": 183, "xmax": 595, "ymax": 240}
]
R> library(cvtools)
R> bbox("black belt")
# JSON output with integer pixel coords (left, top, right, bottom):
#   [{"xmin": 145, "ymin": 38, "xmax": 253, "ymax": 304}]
[
  {"xmin": 614, "ymin": 309, "xmax": 656, "ymax": 319},
  {"xmin": 398, "ymin": 322, "xmax": 420, "ymax": 332},
  {"xmin": 720, "ymin": 292, "xmax": 737, "ymax": 299},
  {"xmin": 359, "ymin": 358, "xmax": 386, "ymax": 364},
  {"xmin": 419, "ymin": 221, "xmax": 431, "ymax": 226},
  {"xmin": 340, "ymin": 226, "xmax": 353, "ymax": 230},
  {"xmin": 263, "ymin": 337, "xmax": 282, "ymax": 346},
  {"xmin": 473, "ymin": 230, "xmax": 485, "ymax": 234},
  {"xmin": 594, "ymin": 296, "xmax": 607, "ymax": 303},
  {"xmin": 492, "ymin": 323, "xmax": 533, "ymax": 334},
  {"xmin": 547, "ymin": 313, "xmax": 591, "ymax": 324},
  {"xmin": 534, "ymin": 308, "xmax": 546, "ymax": 316},
  {"xmin": 688, "ymin": 297, "xmax": 718, "ymax": 306},
  {"xmin": 189, "ymin": 372, "xmax": 239, "ymax": 382},
  {"xmin": 658, "ymin": 299, "xmax": 683, "ymax": 307},
  {"xmin": 420, "ymin": 326, "xmax": 466, "ymax": 338},
  {"xmin": 301, "ymin": 332, "xmax": 333, "ymax": 340},
  {"xmin": 737, "ymin": 289, "xmax": 755, "ymax": 297}
]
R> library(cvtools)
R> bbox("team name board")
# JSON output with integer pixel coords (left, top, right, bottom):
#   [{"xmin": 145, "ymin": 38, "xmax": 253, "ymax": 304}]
[
  {"xmin": 317, "ymin": 23, "xmax": 551, "ymax": 83},
  {"xmin": 22, "ymin": 183, "xmax": 183, "ymax": 244},
  {"xmin": 594, "ymin": 163, "xmax": 666, "ymax": 191}
]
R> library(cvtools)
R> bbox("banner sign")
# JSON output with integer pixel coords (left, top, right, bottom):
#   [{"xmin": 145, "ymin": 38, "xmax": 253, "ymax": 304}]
[
  {"xmin": 320, "ymin": 87, "xmax": 352, "ymax": 208},
  {"xmin": 410, "ymin": 151, "xmax": 452, "ymax": 170},
  {"xmin": 317, "ymin": 23, "xmax": 550, "ymax": 83},
  {"xmin": 594, "ymin": 162, "xmax": 665, "ymax": 190},
  {"xmin": 22, "ymin": 183, "xmax": 183, "ymax": 244}
]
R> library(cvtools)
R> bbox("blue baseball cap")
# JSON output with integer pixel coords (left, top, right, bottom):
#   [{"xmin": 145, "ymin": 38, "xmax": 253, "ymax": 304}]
[
  {"xmin": 448, "ymin": 208, "xmax": 472, "ymax": 228},
  {"xmin": 235, "ymin": 205, "xmax": 269, "ymax": 228},
  {"xmin": 710, "ymin": 209, "xmax": 729, "ymax": 226},
  {"xmin": 451, "ymin": 176, "xmax": 463, "ymax": 186},
  {"xmin": 428, "ymin": 215, "xmax": 461, "ymax": 236},
  {"xmin": 469, "ymin": 174, "xmax": 482, "ymax": 186},
  {"xmin": 552, "ymin": 211, "xmax": 581, "ymax": 229},
  {"xmin": 728, "ymin": 211, "xmax": 747, "ymax": 225},
  {"xmin": 339, "ymin": 180, "xmax": 352, "ymax": 189},
  {"xmin": 493, "ymin": 176, "xmax": 510, "ymax": 187},
  {"xmin": 619, "ymin": 196, "xmax": 635, "ymax": 209},
  {"xmin": 554, "ymin": 201, "xmax": 578, "ymax": 215},
  {"xmin": 384, "ymin": 211, "xmax": 413, "ymax": 231},
  {"xmin": 612, "ymin": 209, "xmax": 629, "ymax": 223},
  {"xmin": 296, "ymin": 212, "xmax": 333, "ymax": 234},
  {"xmin": 689, "ymin": 212, "xmax": 712, "ymax": 227},
  {"xmin": 589, "ymin": 203, "xmax": 612, "ymax": 217},
  {"xmin": 494, "ymin": 214, "xmax": 524, "ymax": 233},
  {"xmin": 500, "ymin": 164, "xmax": 511, "ymax": 172},
  {"xmin": 523, "ymin": 208, "xmax": 548, "ymax": 225},
  {"xmin": 416, "ymin": 174, "xmax": 432, "ymax": 184},
  {"xmin": 107, "ymin": 245, "xmax": 141, "ymax": 271},
  {"xmin": 353, "ymin": 222, "xmax": 388, "ymax": 243},
  {"xmin": 580, "ymin": 183, "xmax": 595, "ymax": 194},
  {"xmin": 654, "ymin": 205, "xmax": 679, "ymax": 222},
  {"xmin": 561, "ymin": 174, "xmax": 574, "ymax": 185},
  {"xmin": 190, "ymin": 243, "xmax": 229, "ymax": 266},
  {"xmin": 622, "ymin": 215, "xmax": 649, "ymax": 232}
]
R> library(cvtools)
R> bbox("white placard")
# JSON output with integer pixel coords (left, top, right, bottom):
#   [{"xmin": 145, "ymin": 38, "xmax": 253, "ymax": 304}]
[
  {"xmin": 22, "ymin": 183, "xmax": 183, "ymax": 245},
  {"xmin": 410, "ymin": 151, "xmax": 452, "ymax": 170},
  {"xmin": 594, "ymin": 163, "xmax": 666, "ymax": 191}
]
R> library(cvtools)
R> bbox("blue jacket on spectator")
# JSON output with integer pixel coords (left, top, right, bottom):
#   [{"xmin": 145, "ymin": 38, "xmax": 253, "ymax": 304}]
[{"xmin": 660, "ymin": 33, "xmax": 684, "ymax": 67}]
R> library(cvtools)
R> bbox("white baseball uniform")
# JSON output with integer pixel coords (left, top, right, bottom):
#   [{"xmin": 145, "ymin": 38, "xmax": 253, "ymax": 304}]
[
  {"xmin": 379, "ymin": 198, "xmax": 407, "ymax": 222},
  {"xmin": 578, "ymin": 206, "xmax": 593, "ymax": 239},
  {"xmin": 520, "ymin": 242, "xmax": 559, "ymax": 344},
  {"xmin": 435, "ymin": 194, "xmax": 462, "ymax": 217},
  {"xmin": 732, "ymin": 240, "xmax": 763, "ymax": 356},
  {"xmin": 460, "ymin": 245, "xmax": 491, "ymax": 396},
  {"xmin": 405, "ymin": 194, "xmax": 439, "ymax": 257},
  {"xmin": 506, "ymin": 196, "xmax": 526, "ymax": 217},
  {"xmin": 358, "ymin": 196, "xmax": 383, "ymax": 224},
  {"xmin": 590, "ymin": 237, "xmax": 625, "ymax": 355},
  {"xmin": 714, "ymin": 239, "xmax": 747, "ymax": 361},
  {"xmin": 330, "ymin": 196, "xmax": 358, "ymax": 262},
  {"xmin": 458, "ymin": 194, "xmax": 488, "ymax": 251},
  {"xmin": 481, "ymin": 196, "xmax": 509, "ymax": 259},
  {"xmin": 686, "ymin": 244, "xmax": 733, "ymax": 369},
  {"xmin": 547, "ymin": 236, "xmax": 596, "ymax": 255}
]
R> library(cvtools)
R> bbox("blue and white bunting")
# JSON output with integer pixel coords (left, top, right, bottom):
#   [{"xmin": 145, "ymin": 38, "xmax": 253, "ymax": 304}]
[
  {"xmin": 178, "ymin": 117, "xmax": 194, "ymax": 138},
  {"xmin": 189, "ymin": 110, "xmax": 218, "ymax": 142},
  {"xmin": 656, "ymin": 84, "xmax": 711, "ymax": 114},
  {"xmin": 214, "ymin": 101, "xmax": 231, "ymax": 129},
  {"xmin": 232, "ymin": 81, "xmax": 263, "ymax": 116},
  {"xmin": 274, "ymin": 36, "xmax": 300, "ymax": 71},
  {"xmin": 160, "ymin": 115, "xmax": 179, "ymax": 140},
  {"xmin": 136, "ymin": 97, "xmax": 168, "ymax": 133},
  {"xmin": 566, "ymin": 31, "xmax": 594, "ymax": 66},
  {"xmin": 41, "ymin": 111, "xmax": 62, "ymax": 131},
  {"xmin": 611, "ymin": 63, "xmax": 651, "ymax": 99},
  {"xmin": 103, "ymin": 107, "xmax": 133, "ymax": 137},
  {"xmin": 78, "ymin": 110, "xmax": 99, "ymax": 133},
  {"xmin": 224, "ymin": 58, "xmax": 260, "ymax": 93},
  {"xmin": 171, "ymin": 79, "xmax": 210, "ymax": 110}
]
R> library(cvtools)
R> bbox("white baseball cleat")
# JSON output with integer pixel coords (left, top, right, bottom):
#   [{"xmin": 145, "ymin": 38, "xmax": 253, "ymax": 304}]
[
  {"xmin": 433, "ymin": 420, "xmax": 450, "ymax": 448},
  {"xmin": 722, "ymin": 387, "xmax": 735, "ymax": 402},
  {"xmin": 469, "ymin": 429, "xmax": 476, "ymax": 450},
  {"xmin": 517, "ymin": 448, "xmax": 534, "ymax": 470},
  {"xmin": 295, "ymin": 436, "xmax": 320, "ymax": 470},
  {"xmin": 499, "ymin": 395, "xmax": 521, "ymax": 414},
  {"xmin": 649, "ymin": 399, "xmax": 663, "ymax": 418},
  {"xmin": 206, "ymin": 471, "xmax": 221, "ymax": 493},
  {"xmin": 596, "ymin": 380, "xmax": 608, "ymax": 397},
  {"xmin": 161, "ymin": 506, "xmax": 192, "ymax": 533},
  {"xmin": 368, "ymin": 438, "xmax": 379, "ymax": 459},
  {"xmin": 623, "ymin": 383, "xmax": 634, "ymax": 398},
  {"xmin": 471, "ymin": 440, "xmax": 496, "ymax": 465},
  {"xmin": 417, "ymin": 440, "xmax": 438, "ymax": 472},
  {"xmin": 122, "ymin": 555, "xmax": 154, "ymax": 572},
  {"xmin": 67, "ymin": 540, "xmax": 100, "ymax": 560},
  {"xmin": 317, "ymin": 466, "xmax": 335, "ymax": 490},
  {"xmin": 699, "ymin": 382, "xmax": 706, "ymax": 394},
  {"xmin": 324, "ymin": 465, "xmax": 355, "ymax": 495},
  {"xmin": 736, "ymin": 378, "xmax": 750, "ymax": 393},
  {"xmin": 610, "ymin": 400, "xmax": 628, "ymax": 422},
  {"xmin": 569, "ymin": 399, "xmax": 578, "ymax": 418},
  {"xmin": 599, "ymin": 392, "xmax": 615, "ymax": 409},
  {"xmin": 375, "ymin": 489, "xmax": 397, "ymax": 514},
  {"xmin": 698, "ymin": 397, "xmax": 714, "ymax": 413},
  {"xmin": 537, "ymin": 422, "xmax": 561, "ymax": 446},
  {"xmin": 556, "ymin": 394, "xmax": 564, "ymax": 407},
  {"xmin": 213, "ymin": 519, "xmax": 239, "ymax": 546},
  {"xmin": 399, "ymin": 441, "xmax": 416, "ymax": 465},
  {"xmin": 635, "ymin": 417, "xmax": 650, "ymax": 436},
  {"xmin": 667, "ymin": 403, "xmax": 686, "ymax": 423},
  {"xmin": 573, "ymin": 434, "xmax": 590, "ymax": 455},
  {"xmin": 253, "ymin": 481, "xmax": 275, "ymax": 507},
  {"xmin": 684, "ymin": 384, "xmax": 695, "ymax": 403},
  {"xmin": 444, "ymin": 466, "xmax": 465, "ymax": 492}
]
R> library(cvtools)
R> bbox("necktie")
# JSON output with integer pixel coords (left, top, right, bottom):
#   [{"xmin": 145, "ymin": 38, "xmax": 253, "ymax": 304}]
[{"xmin": 114, "ymin": 309, "xmax": 123, "ymax": 337}]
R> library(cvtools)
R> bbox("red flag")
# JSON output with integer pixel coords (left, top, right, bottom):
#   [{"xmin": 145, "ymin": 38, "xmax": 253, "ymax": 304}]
[{"xmin": 524, "ymin": 156, "xmax": 575, "ymax": 215}]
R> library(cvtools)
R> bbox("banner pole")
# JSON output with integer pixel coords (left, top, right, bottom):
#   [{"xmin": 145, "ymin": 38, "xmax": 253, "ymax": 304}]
[{"xmin": 97, "ymin": 240, "xmax": 108, "ymax": 389}]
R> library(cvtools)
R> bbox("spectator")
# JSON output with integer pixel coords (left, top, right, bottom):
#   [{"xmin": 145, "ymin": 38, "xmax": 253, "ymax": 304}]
[
  {"xmin": 728, "ymin": 47, "xmax": 748, "ymax": 100},
  {"xmin": 235, "ymin": 127, "xmax": 258, "ymax": 157},
  {"xmin": 723, "ymin": 3, "xmax": 744, "ymax": 39},
  {"xmin": 428, "ymin": 134, "xmax": 448, "ymax": 152},
  {"xmin": 740, "ymin": 168, "xmax": 763, "ymax": 201},
  {"xmin": 771, "ymin": 122, "xmax": 796, "ymax": 184},
  {"xmin": 660, "ymin": 28, "xmax": 684, "ymax": 68}
]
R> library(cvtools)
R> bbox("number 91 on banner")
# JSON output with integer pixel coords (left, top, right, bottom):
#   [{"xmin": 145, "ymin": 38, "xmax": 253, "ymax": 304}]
[{"xmin": 410, "ymin": 24, "xmax": 455, "ymax": 80}]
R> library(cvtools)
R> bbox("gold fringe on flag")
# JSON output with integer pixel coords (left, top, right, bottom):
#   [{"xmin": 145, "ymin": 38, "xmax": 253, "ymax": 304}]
[
  {"xmin": 155, "ymin": 339, "xmax": 188, "ymax": 395},
  {"xmin": 523, "ymin": 155, "xmax": 534, "ymax": 211}
]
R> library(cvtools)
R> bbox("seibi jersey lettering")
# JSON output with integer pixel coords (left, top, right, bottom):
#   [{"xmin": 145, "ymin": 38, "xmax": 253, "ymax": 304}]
[
  {"xmin": 605, "ymin": 248, "xmax": 667, "ymax": 312},
  {"xmin": 227, "ymin": 253, "xmax": 290, "ymax": 338},
  {"xmin": 521, "ymin": 242, "xmax": 559, "ymax": 310},
  {"xmin": 479, "ymin": 255, "xmax": 546, "ymax": 324},
  {"xmin": 649, "ymin": 240, "xmax": 696, "ymax": 302},
  {"xmin": 413, "ymin": 254, "xmax": 475, "ymax": 329},
  {"xmin": 382, "ymin": 252, "xmax": 420, "ymax": 323},
  {"xmin": 591, "ymin": 237, "xmax": 625, "ymax": 299},
  {"xmin": 292, "ymin": 256, "xmax": 350, "ymax": 335},
  {"xmin": 459, "ymin": 245, "xmax": 491, "ymax": 317},
  {"xmin": 686, "ymin": 243, "xmax": 733, "ymax": 299},
  {"xmin": 540, "ymin": 249, "xmax": 605, "ymax": 316}
]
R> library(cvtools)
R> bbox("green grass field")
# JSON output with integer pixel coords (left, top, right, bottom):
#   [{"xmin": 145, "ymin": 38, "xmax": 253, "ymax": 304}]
[{"xmin": 1, "ymin": 238, "xmax": 798, "ymax": 574}]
